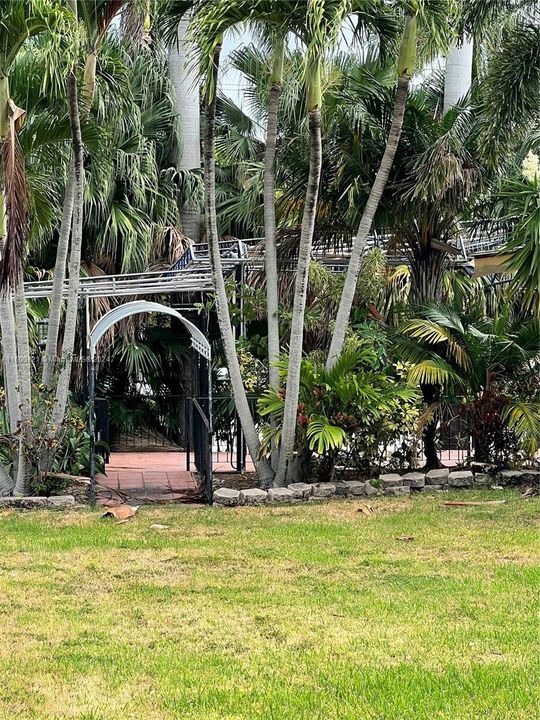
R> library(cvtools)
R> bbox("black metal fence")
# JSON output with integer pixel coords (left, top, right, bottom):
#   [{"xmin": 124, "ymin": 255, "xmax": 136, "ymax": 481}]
[{"xmin": 94, "ymin": 392, "xmax": 474, "ymax": 484}]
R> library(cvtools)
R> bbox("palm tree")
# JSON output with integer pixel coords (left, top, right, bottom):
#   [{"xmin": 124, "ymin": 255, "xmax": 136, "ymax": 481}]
[
  {"xmin": 495, "ymin": 154, "xmax": 540, "ymax": 315},
  {"xmin": 443, "ymin": 37, "xmax": 473, "ymax": 112},
  {"xmin": 274, "ymin": 0, "xmax": 390, "ymax": 485},
  {"xmin": 0, "ymin": 0, "xmax": 73, "ymax": 494},
  {"xmin": 42, "ymin": 0, "xmax": 125, "ymax": 389},
  {"xmin": 46, "ymin": 49, "xmax": 85, "ymax": 465},
  {"xmin": 443, "ymin": 1, "xmax": 538, "ymax": 115},
  {"xmin": 193, "ymin": 0, "xmax": 309, "ymax": 487},
  {"xmin": 326, "ymin": 0, "xmax": 453, "ymax": 369},
  {"xmin": 168, "ymin": 11, "xmax": 202, "ymax": 241},
  {"xmin": 263, "ymin": 32, "xmax": 285, "ymax": 396},
  {"xmin": 398, "ymin": 302, "xmax": 540, "ymax": 464},
  {"xmin": 194, "ymin": 0, "xmax": 277, "ymax": 487}
]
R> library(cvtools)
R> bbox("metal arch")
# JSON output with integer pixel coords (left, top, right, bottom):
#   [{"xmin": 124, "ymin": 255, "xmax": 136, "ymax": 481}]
[
  {"xmin": 90, "ymin": 300, "xmax": 211, "ymax": 360},
  {"xmin": 87, "ymin": 299, "xmax": 213, "ymax": 505}
]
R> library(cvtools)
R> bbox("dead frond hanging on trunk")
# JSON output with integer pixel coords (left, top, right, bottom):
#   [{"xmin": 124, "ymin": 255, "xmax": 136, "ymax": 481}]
[{"xmin": 0, "ymin": 102, "xmax": 29, "ymax": 288}]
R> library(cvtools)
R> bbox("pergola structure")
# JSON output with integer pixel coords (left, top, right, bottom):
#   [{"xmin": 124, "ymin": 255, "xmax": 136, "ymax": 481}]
[
  {"xmin": 25, "ymin": 239, "xmax": 250, "ymax": 505},
  {"xmin": 22, "ymin": 228, "xmax": 510, "ymax": 504}
]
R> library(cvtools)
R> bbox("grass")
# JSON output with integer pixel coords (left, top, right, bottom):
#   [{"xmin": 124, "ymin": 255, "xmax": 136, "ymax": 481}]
[{"xmin": 0, "ymin": 489, "xmax": 538, "ymax": 719}]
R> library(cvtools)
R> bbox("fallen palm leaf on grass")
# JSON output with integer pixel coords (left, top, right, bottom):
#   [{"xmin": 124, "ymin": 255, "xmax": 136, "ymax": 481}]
[
  {"xmin": 356, "ymin": 503, "xmax": 374, "ymax": 516},
  {"xmin": 443, "ymin": 501, "xmax": 506, "ymax": 507},
  {"xmin": 101, "ymin": 505, "xmax": 140, "ymax": 522},
  {"xmin": 149, "ymin": 524, "xmax": 171, "ymax": 530}
]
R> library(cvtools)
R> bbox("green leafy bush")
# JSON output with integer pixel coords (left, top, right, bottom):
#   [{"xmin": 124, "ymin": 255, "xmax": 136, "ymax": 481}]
[{"xmin": 259, "ymin": 332, "xmax": 420, "ymax": 482}]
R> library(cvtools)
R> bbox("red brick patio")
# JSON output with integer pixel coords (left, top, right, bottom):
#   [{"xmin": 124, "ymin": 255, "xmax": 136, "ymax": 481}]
[
  {"xmin": 95, "ymin": 451, "xmax": 254, "ymax": 505},
  {"xmin": 96, "ymin": 452, "xmax": 199, "ymax": 505}
]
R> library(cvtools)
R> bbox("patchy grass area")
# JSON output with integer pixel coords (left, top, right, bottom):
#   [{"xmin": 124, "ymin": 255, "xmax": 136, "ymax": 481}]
[{"xmin": 0, "ymin": 490, "xmax": 538, "ymax": 719}]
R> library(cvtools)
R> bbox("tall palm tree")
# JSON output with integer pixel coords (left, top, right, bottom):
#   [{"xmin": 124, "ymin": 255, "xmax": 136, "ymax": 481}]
[
  {"xmin": 326, "ymin": 0, "xmax": 452, "ymax": 369},
  {"xmin": 443, "ymin": 1, "xmax": 538, "ymax": 115},
  {"xmin": 194, "ymin": 0, "xmax": 277, "ymax": 487},
  {"xmin": 46, "ymin": 48, "xmax": 85, "ymax": 461},
  {"xmin": 168, "ymin": 11, "xmax": 202, "ymax": 241},
  {"xmin": 192, "ymin": 0, "xmax": 299, "ymax": 487},
  {"xmin": 443, "ymin": 37, "xmax": 473, "ymax": 112},
  {"xmin": 273, "ymin": 0, "xmax": 392, "ymax": 485},
  {"xmin": 263, "ymin": 32, "xmax": 285, "ymax": 396},
  {"xmin": 42, "ymin": 0, "xmax": 125, "ymax": 389},
  {"xmin": 0, "ymin": 0, "xmax": 72, "ymax": 494}
]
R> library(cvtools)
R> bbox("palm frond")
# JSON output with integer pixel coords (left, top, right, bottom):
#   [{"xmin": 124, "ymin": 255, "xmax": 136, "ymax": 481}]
[
  {"xmin": 407, "ymin": 358, "xmax": 460, "ymax": 387},
  {"xmin": 502, "ymin": 401, "xmax": 540, "ymax": 456},
  {"xmin": 306, "ymin": 417, "xmax": 346, "ymax": 455}
]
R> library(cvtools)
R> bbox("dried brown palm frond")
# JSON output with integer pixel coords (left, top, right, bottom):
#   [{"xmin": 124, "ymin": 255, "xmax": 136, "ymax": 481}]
[
  {"xmin": 121, "ymin": 0, "xmax": 150, "ymax": 47},
  {"xmin": 0, "ymin": 117, "xmax": 29, "ymax": 288},
  {"xmin": 164, "ymin": 226, "xmax": 192, "ymax": 266},
  {"xmin": 92, "ymin": 0, "xmax": 126, "ymax": 42}
]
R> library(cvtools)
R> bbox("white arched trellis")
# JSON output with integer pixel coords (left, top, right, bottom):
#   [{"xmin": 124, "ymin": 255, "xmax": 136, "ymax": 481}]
[
  {"xmin": 90, "ymin": 300, "xmax": 211, "ymax": 359},
  {"xmin": 87, "ymin": 300, "xmax": 212, "ymax": 503}
]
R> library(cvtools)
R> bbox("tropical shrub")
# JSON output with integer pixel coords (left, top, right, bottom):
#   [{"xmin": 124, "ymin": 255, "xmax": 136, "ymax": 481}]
[
  {"xmin": 495, "ymin": 151, "xmax": 540, "ymax": 315},
  {"xmin": 345, "ymin": 360, "xmax": 420, "ymax": 473},
  {"xmin": 0, "ymin": 391, "xmax": 100, "ymax": 496},
  {"xmin": 259, "ymin": 334, "xmax": 419, "ymax": 482},
  {"xmin": 398, "ymin": 303, "xmax": 540, "ymax": 466}
]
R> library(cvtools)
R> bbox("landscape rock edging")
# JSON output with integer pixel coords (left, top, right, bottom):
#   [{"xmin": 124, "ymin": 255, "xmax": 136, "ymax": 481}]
[
  {"xmin": 213, "ymin": 467, "xmax": 538, "ymax": 506},
  {"xmin": 0, "ymin": 495, "xmax": 76, "ymax": 509}
]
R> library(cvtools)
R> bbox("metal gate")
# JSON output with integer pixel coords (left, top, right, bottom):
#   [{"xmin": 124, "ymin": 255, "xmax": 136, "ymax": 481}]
[{"xmin": 186, "ymin": 350, "xmax": 213, "ymax": 504}]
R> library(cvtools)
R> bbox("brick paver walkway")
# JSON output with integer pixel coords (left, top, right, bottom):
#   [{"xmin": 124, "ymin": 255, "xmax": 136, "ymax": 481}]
[
  {"xmin": 95, "ymin": 451, "xmax": 255, "ymax": 506},
  {"xmin": 96, "ymin": 452, "xmax": 200, "ymax": 505}
]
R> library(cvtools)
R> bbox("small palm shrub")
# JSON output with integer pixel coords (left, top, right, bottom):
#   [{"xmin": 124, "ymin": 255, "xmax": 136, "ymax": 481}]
[
  {"xmin": 259, "ymin": 335, "xmax": 419, "ymax": 482},
  {"xmin": 398, "ymin": 304, "xmax": 540, "ymax": 466}
]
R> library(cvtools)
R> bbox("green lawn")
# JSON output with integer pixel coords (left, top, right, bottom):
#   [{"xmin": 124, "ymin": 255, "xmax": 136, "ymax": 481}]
[{"xmin": 0, "ymin": 490, "xmax": 538, "ymax": 720}]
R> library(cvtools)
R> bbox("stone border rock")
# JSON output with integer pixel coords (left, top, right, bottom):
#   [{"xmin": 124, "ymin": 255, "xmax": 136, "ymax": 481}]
[
  {"xmin": 213, "ymin": 467, "xmax": 539, "ymax": 506},
  {"xmin": 0, "ymin": 495, "xmax": 76, "ymax": 509}
]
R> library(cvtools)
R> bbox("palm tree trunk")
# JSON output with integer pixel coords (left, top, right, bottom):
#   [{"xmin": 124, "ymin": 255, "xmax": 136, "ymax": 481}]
[
  {"xmin": 41, "ymin": 155, "xmax": 76, "ymax": 389},
  {"xmin": 264, "ymin": 36, "xmax": 284, "ymax": 394},
  {"xmin": 45, "ymin": 1, "xmax": 97, "ymax": 390},
  {"xmin": 420, "ymin": 383, "xmax": 443, "ymax": 470},
  {"xmin": 49, "ymin": 72, "xmax": 84, "ymax": 439},
  {"xmin": 443, "ymin": 35, "xmax": 473, "ymax": 113},
  {"xmin": 168, "ymin": 14, "xmax": 202, "ymax": 241},
  {"xmin": 291, "ymin": 446, "xmax": 312, "ymax": 483},
  {"xmin": 409, "ymin": 244, "xmax": 447, "ymax": 305},
  {"xmin": 0, "ymin": 461, "xmax": 12, "ymax": 496},
  {"xmin": 12, "ymin": 269, "xmax": 33, "ymax": 496},
  {"xmin": 204, "ymin": 44, "xmax": 274, "ymax": 488},
  {"xmin": 326, "ymin": 13, "xmax": 417, "ymax": 370},
  {"xmin": 264, "ymin": 36, "xmax": 284, "ymax": 470},
  {"xmin": 0, "ymin": 289, "xmax": 20, "ymax": 431},
  {"xmin": 273, "ymin": 106, "xmax": 322, "ymax": 487},
  {"xmin": 0, "ymin": 196, "xmax": 20, "ymax": 433},
  {"xmin": 0, "ymin": 200, "xmax": 19, "ymax": 495},
  {"xmin": 83, "ymin": 50, "xmax": 97, "ymax": 106},
  {"xmin": 0, "ymin": 73, "xmax": 31, "ymax": 496}
]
